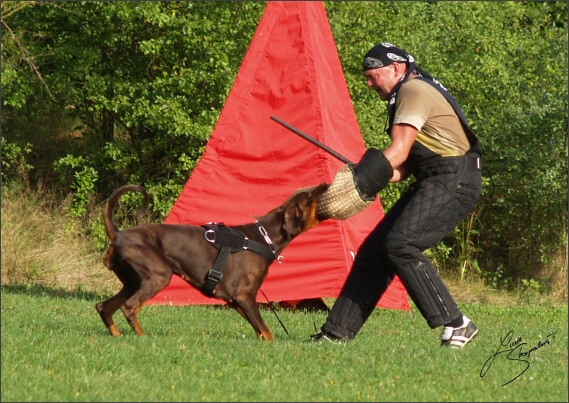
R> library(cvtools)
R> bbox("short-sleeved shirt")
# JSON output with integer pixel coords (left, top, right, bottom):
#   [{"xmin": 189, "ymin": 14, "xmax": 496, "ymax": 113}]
[{"xmin": 392, "ymin": 78, "xmax": 470, "ymax": 156}]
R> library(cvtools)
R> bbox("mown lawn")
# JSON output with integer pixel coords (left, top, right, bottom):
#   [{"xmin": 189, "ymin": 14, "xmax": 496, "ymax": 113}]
[{"xmin": 1, "ymin": 285, "xmax": 567, "ymax": 402}]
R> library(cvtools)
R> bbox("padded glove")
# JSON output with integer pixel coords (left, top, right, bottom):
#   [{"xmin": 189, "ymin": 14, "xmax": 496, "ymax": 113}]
[{"xmin": 349, "ymin": 148, "xmax": 393, "ymax": 201}]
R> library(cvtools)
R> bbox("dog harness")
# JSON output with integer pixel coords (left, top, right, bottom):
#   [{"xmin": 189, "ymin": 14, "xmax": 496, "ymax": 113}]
[{"xmin": 201, "ymin": 222, "xmax": 278, "ymax": 297}]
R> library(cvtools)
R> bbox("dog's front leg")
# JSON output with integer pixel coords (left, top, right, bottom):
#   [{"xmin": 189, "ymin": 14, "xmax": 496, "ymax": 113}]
[{"xmin": 234, "ymin": 303, "xmax": 273, "ymax": 341}]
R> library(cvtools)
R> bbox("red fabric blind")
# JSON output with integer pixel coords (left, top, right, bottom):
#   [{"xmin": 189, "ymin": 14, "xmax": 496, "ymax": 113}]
[{"xmin": 147, "ymin": 1, "xmax": 410, "ymax": 311}]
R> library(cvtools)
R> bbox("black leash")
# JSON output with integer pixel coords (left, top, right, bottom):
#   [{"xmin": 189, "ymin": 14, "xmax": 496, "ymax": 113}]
[{"xmin": 259, "ymin": 289, "xmax": 289, "ymax": 337}]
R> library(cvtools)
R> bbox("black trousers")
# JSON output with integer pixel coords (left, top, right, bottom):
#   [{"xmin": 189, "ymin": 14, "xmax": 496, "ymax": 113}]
[{"xmin": 321, "ymin": 153, "xmax": 482, "ymax": 339}]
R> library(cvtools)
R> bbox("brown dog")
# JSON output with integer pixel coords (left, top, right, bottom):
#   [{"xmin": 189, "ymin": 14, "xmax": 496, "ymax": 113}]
[{"xmin": 96, "ymin": 183, "xmax": 328, "ymax": 340}]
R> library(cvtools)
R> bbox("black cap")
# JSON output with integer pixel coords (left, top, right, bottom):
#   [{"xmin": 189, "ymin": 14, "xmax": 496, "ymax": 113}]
[{"xmin": 362, "ymin": 42, "xmax": 414, "ymax": 71}]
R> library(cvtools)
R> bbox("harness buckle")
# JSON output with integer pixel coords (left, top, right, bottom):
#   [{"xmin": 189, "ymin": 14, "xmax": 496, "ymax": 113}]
[
  {"xmin": 276, "ymin": 255, "xmax": 285, "ymax": 264},
  {"xmin": 206, "ymin": 269, "xmax": 223, "ymax": 283},
  {"xmin": 257, "ymin": 224, "xmax": 273, "ymax": 245},
  {"xmin": 243, "ymin": 237, "xmax": 249, "ymax": 250}
]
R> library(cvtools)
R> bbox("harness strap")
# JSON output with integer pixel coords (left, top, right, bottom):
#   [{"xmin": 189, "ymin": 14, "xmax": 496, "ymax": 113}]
[
  {"xmin": 201, "ymin": 223, "xmax": 275, "ymax": 296},
  {"xmin": 202, "ymin": 246, "xmax": 231, "ymax": 297},
  {"xmin": 414, "ymin": 76, "xmax": 482, "ymax": 155}
]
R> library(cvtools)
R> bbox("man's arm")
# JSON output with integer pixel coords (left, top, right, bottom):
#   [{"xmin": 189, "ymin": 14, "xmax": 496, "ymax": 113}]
[{"xmin": 383, "ymin": 123, "xmax": 418, "ymax": 182}]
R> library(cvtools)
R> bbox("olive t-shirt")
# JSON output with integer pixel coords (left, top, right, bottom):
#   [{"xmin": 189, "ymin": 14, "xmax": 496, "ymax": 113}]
[{"xmin": 392, "ymin": 78, "xmax": 470, "ymax": 156}]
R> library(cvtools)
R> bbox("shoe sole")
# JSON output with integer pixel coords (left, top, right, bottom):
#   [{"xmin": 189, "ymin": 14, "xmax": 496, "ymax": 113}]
[{"xmin": 444, "ymin": 328, "xmax": 479, "ymax": 349}]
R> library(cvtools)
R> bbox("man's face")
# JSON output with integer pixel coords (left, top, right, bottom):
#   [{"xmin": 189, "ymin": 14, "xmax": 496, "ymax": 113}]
[{"xmin": 362, "ymin": 64, "xmax": 399, "ymax": 101}]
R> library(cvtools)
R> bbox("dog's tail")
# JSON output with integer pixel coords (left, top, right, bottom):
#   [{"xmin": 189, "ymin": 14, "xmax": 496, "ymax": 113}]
[{"xmin": 104, "ymin": 185, "xmax": 149, "ymax": 242}]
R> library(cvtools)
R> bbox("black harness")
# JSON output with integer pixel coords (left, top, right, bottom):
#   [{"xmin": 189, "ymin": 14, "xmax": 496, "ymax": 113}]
[
  {"xmin": 201, "ymin": 222, "xmax": 277, "ymax": 296},
  {"xmin": 414, "ymin": 75, "xmax": 481, "ymax": 155},
  {"xmin": 387, "ymin": 72, "xmax": 482, "ymax": 156}
]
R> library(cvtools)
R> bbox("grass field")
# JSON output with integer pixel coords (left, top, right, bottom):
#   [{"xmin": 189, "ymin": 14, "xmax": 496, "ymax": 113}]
[{"xmin": 1, "ymin": 284, "xmax": 567, "ymax": 402}]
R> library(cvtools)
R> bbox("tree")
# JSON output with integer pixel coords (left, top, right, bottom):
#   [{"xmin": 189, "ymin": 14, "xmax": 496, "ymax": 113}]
[
  {"xmin": 2, "ymin": 1, "xmax": 567, "ymax": 289},
  {"xmin": 325, "ymin": 1, "xmax": 567, "ymax": 286},
  {"xmin": 2, "ymin": 1, "xmax": 265, "ymax": 214}
]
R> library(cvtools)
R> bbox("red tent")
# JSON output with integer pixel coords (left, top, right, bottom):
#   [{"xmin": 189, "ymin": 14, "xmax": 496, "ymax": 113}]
[{"xmin": 147, "ymin": 1, "xmax": 410, "ymax": 311}]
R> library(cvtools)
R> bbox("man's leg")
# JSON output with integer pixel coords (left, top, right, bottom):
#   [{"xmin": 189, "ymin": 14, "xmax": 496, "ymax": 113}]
[
  {"xmin": 319, "ymin": 192, "xmax": 407, "ymax": 340},
  {"xmin": 320, "ymin": 168, "xmax": 479, "ymax": 339},
  {"xmin": 383, "ymin": 172, "xmax": 481, "ymax": 328}
]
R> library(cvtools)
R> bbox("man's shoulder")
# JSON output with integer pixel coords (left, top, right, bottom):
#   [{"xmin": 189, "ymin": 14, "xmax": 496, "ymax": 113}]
[
  {"xmin": 399, "ymin": 78, "xmax": 446, "ymax": 102},
  {"xmin": 402, "ymin": 77, "xmax": 437, "ymax": 92}
]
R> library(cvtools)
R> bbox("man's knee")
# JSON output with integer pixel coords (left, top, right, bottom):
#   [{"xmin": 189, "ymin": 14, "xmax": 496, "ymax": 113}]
[{"xmin": 382, "ymin": 232, "xmax": 414, "ymax": 264}]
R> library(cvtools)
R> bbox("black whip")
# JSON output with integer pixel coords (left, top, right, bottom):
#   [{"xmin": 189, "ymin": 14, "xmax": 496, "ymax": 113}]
[
  {"xmin": 259, "ymin": 289, "xmax": 289, "ymax": 336},
  {"xmin": 270, "ymin": 115, "xmax": 353, "ymax": 165}
]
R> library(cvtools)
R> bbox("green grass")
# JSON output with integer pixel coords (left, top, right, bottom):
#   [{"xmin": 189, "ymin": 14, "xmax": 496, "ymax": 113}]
[{"xmin": 1, "ymin": 285, "xmax": 567, "ymax": 402}]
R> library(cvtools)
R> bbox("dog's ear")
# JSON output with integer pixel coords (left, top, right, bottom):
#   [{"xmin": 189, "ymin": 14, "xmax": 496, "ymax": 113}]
[{"xmin": 283, "ymin": 204, "xmax": 302, "ymax": 235}]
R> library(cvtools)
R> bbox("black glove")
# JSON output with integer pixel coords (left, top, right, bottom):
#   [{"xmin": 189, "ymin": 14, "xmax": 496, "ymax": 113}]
[{"xmin": 348, "ymin": 148, "xmax": 393, "ymax": 201}]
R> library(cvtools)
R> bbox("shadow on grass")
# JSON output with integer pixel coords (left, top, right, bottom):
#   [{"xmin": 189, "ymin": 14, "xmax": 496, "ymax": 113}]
[
  {"xmin": 1, "ymin": 283, "xmax": 112, "ymax": 301},
  {"xmin": 0, "ymin": 284, "xmax": 331, "ymax": 312}
]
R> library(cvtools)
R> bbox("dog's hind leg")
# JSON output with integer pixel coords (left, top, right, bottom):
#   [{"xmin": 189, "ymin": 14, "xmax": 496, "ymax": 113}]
[
  {"xmin": 120, "ymin": 270, "xmax": 172, "ymax": 336},
  {"xmin": 96, "ymin": 287, "xmax": 133, "ymax": 336},
  {"xmin": 120, "ymin": 302, "xmax": 146, "ymax": 336},
  {"xmin": 234, "ymin": 299, "xmax": 273, "ymax": 341}
]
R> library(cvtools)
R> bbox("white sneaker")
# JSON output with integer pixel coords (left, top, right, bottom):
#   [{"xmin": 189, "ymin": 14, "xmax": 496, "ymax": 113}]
[
  {"xmin": 440, "ymin": 316, "xmax": 478, "ymax": 348},
  {"xmin": 309, "ymin": 331, "xmax": 347, "ymax": 345}
]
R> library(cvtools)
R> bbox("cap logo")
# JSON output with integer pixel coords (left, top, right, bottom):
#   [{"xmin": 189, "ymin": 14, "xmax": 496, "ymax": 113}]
[
  {"xmin": 387, "ymin": 53, "xmax": 407, "ymax": 62},
  {"xmin": 363, "ymin": 57, "xmax": 384, "ymax": 69}
]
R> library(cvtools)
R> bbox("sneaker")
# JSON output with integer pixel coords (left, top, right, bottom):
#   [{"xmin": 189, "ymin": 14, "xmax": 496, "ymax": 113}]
[
  {"xmin": 309, "ymin": 330, "xmax": 347, "ymax": 345},
  {"xmin": 440, "ymin": 316, "xmax": 478, "ymax": 348}
]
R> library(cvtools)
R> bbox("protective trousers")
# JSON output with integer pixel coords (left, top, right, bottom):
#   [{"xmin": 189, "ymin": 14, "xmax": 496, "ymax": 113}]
[{"xmin": 321, "ymin": 152, "xmax": 482, "ymax": 340}]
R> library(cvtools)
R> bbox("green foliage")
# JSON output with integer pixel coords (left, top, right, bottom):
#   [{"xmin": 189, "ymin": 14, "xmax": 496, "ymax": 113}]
[
  {"xmin": 521, "ymin": 278, "xmax": 543, "ymax": 294},
  {"xmin": 424, "ymin": 241, "xmax": 452, "ymax": 273},
  {"xmin": 1, "ymin": 1, "xmax": 567, "ymax": 291},
  {"xmin": 0, "ymin": 138, "xmax": 33, "ymax": 184},
  {"xmin": 481, "ymin": 264, "xmax": 512, "ymax": 292},
  {"xmin": 2, "ymin": 1, "xmax": 265, "ymax": 211},
  {"xmin": 454, "ymin": 209, "xmax": 482, "ymax": 282},
  {"xmin": 0, "ymin": 2, "xmax": 47, "ymax": 108},
  {"xmin": 326, "ymin": 1, "xmax": 568, "ymax": 285},
  {"xmin": 53, "ymin": 155, "xmax": 99, "ymax": 218},
  {"xmin": 89, "ymin": 216, "xmax": 108, "ymax": 252}
]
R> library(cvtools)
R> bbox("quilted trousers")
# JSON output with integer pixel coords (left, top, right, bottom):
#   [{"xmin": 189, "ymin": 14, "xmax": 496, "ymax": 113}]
[{"xmin": 321, "ymin": 152, "xmax": 482, "ymax": 340}]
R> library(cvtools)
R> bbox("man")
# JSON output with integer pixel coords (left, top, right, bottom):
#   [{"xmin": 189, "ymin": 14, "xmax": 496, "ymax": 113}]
[{"xmin": 312, "ymin": 42, "xmax": 483, "ymax": 348}]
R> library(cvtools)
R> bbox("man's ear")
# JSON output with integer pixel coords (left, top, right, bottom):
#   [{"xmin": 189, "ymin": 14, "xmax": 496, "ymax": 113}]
[{"xmin": 393, "ymin": 61, "xmax": 408, "ymax": 76}]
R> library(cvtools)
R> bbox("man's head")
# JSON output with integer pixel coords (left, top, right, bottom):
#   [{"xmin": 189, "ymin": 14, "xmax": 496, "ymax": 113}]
[
  {"xmin": 362, "ymin": 43, "xmax": 414, "ymax": 101},
  {"xmin": 363, "ymin": 42, "xmax": 413, "ymax": 71}
]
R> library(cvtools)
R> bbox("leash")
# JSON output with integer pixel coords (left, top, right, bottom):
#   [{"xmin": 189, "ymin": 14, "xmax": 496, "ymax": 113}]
[{"xmin": 260, "ymin": 289, "xmax": 289, "ymax": 337}]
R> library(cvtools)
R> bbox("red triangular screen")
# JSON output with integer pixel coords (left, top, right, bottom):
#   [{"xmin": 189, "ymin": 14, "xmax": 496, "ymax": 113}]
[{"xmin": 147, "ymin": 1, "xmax": 410, "ymax": 311}]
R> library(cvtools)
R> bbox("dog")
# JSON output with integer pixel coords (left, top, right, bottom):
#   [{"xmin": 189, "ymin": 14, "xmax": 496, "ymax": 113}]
[{"xmin": 96, "ymin": 183, "xmax": 329, "ymax": 340}]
